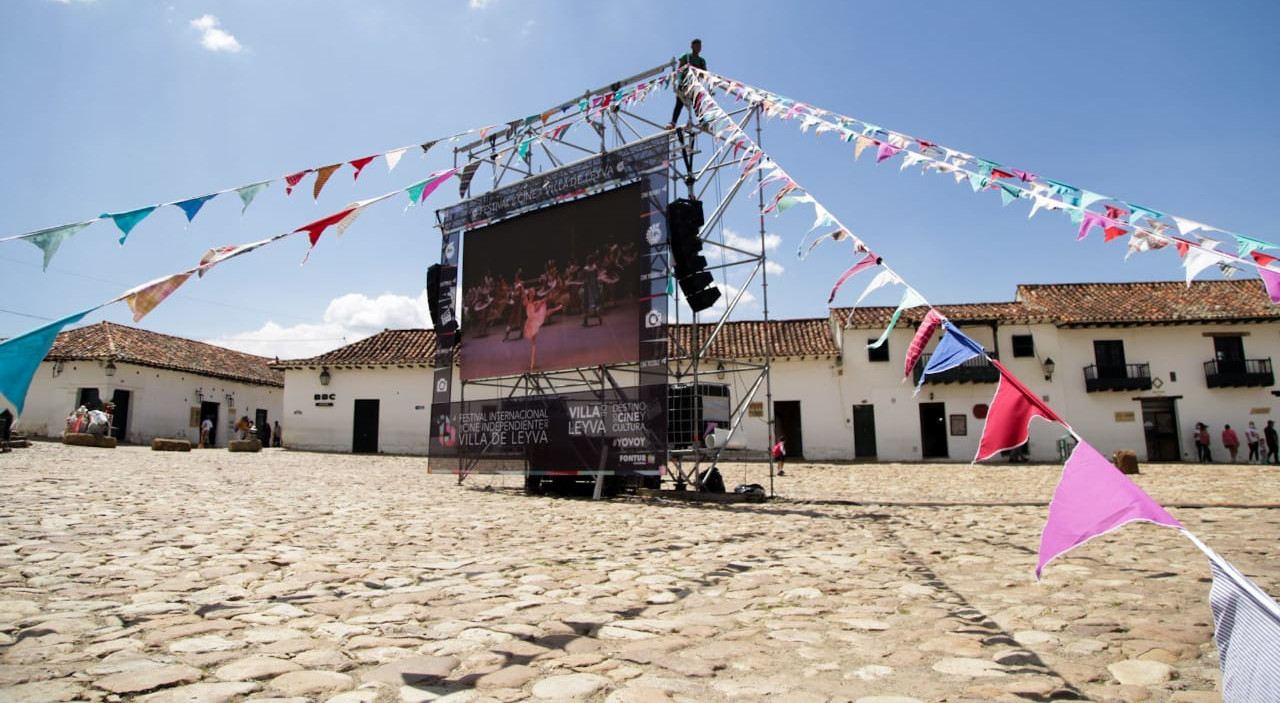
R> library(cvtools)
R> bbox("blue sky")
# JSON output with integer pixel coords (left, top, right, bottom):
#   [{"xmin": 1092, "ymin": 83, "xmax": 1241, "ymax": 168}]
[{"xmin": 2, "ymin": 1, "xmax": 1277, "ymax": 359}]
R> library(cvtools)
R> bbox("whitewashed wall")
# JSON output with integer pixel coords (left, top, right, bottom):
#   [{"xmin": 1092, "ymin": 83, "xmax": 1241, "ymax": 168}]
[
  {"xmin": 277, "ymin": 319, "xmax": 1280, "ymax": 463},
  {"xmin": 282, "ymin": 366, "xmax": 435, "ymax": 454},
  {"xmin": 22, "ymin": 361, "xmax": 282, "ymax": 447},
  {"xmin": 731, "ymin": 356, "xmax": 847, "ymax": 460}
]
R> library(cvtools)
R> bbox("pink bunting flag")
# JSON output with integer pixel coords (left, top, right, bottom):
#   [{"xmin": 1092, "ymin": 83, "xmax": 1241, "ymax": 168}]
[
  {"xmin": 903, "ymin": 309, "xmax": 944, "ymax": 378},
  {"xmin": 1037, "ymin": 439, "xmax": 1183, "ymax": 578},
  {"xmin": 875, "ymin": 144, "xmax": 901, "ymax": 163},
  {"xmin": 1258, "ymin": 266, "xmax": 1280, "ymax": 303},
  {"xmin": 827, "ymin": 252, "xmax": 881, "ymax": 304},
  {"xmin": 296, "ymin": 207, "xmax": 357, "ymax": 263},
  {"xmin": 975, "ymin": 360, "xmax": 1065, "ymax": 462}
]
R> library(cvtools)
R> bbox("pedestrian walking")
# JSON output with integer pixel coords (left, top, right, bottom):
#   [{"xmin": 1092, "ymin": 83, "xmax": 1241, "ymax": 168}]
[{"xmin": 1221, "ymin": 424, "xmax": 1240, "ymax": 463}]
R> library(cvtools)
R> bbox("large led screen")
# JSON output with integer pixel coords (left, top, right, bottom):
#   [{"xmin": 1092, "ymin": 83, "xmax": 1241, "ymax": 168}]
[{"xmin": 459, "ymin": 183, "xmax": 649, "ymax": 380}]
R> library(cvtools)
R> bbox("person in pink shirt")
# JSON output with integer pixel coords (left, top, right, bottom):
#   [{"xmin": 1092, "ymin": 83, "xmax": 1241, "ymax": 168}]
[{"xmin": 1221, "ymin": 424, "xmax": 1240, "ymax": 463}]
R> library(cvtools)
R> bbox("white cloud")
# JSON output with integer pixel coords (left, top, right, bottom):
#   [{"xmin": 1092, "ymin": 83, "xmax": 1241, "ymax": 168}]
[
  {"xmin": 520, "ymin": 19, "xmax": 536, "ymax": 37},
  {"xmin": 46, "ymin": 0, "xmax": 97, "ymax": 4},
  {"xmin": 190, "ymin": 14, "xmax": 243, "ymax": 53},
  {"xmin": 208, "ymin": 291, "xmax": 431, "ymax": 359},
  {"xmin": 723, "ymin": 227, "xmax": 782, "ymax": 253},
  {"xmin": 469, "ymin": 0, "xmax": 496, "ymax": 8}
]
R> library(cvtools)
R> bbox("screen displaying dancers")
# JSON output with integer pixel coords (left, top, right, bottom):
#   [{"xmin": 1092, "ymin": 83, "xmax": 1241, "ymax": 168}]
[{"xmin": 458, "ymin": 183, "xmax": 649, "ymax": 380}]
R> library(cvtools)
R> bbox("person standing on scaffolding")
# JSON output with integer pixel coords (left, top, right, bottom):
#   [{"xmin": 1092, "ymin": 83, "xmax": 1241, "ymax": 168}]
[{"xmin": 668, "ymin": 38, "xmax": 706, "ymax": 129}]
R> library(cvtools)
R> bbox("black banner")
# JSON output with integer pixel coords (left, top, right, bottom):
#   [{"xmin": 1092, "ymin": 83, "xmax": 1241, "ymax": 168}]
[
  {"xmin": 439, "ymin": 134, "xmax": 670, "ymax": 232},
  {"xmin": 428, "ymin": 384, "xmax": 667, "ymax": 476}
]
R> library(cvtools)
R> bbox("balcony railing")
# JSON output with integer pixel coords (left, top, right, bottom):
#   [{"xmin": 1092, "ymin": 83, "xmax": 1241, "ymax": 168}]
[
  {"xmin": 912, "ymin": 352, "xmax": 998, "ymax": 385},
  {"xmin": 1204, "ymin": 358, "xmax": 1274, "ymax": 389},
  {"xmin": 1083, "ymin": 363, "xmax": 1152, "ymax": 392}
]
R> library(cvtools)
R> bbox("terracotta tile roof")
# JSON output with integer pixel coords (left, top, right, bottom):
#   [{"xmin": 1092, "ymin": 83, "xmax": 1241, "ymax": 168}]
[
  {"xmin": 836, "ymin": 280, "xmax": 1277, "ymax": 328},
  {"xmin": 278, "ymin": 328, "xmax": 441, "ymax": 367},
  {"xmin": 48, "ymin": 322, "xmax": 282, "ymax": 387},
  {"xmin": 836, "ymin": 302, "xmax": 1044, "ymax": 329},
  {"xmin": 669, "ymin": 318, "xmax": 839, "ymax": 359},
  {"xmin": 1015, "ymin": 280, "xmax": 1280, "ymax": 325},
  {"xmin": 285, "ymin": 319, "xmax": 840, "ymax": 368}
]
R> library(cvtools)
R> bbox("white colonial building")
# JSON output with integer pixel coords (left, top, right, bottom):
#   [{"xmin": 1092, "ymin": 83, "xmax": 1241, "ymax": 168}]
[
  {"xmin": 23, "ymin": 322, "xmax": 283, "ymax": 447},
  {"xmin": 275, "ymin": 279, "xmax": 1279, "ymax": 463}
]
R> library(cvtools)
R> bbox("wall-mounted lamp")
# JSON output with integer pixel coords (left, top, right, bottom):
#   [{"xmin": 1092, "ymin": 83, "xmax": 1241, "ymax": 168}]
[
  {"xmin": 716, "ymin": 362, "xmax": 725, "ymax": 380},
  {"xmin": 225, "ymin": 393, "xmax": 234, "ymax": 405},
  {"xmin": 194, "ymin": 388, "xmax": 204, "ymax": 402},
  {"xmin": 104, "ymin": 359, "xmax": 117, "ymax": 377},
  {"xmin": 319, "ymin": 367, "xmax": 331, "ymax": 386},
  {"xmin": 52, "ymin": 361, "xmax": 64, "ymax": 378},
  {"xmin": 1042, "ymin": 357, "xmax": 1055, "ymax": 381}
]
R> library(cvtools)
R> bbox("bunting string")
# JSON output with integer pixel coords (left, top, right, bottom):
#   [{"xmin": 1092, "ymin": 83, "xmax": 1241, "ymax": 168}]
[{"xmin": 689, "ymin": 68, "xmax": 1280, "ymax": 301}]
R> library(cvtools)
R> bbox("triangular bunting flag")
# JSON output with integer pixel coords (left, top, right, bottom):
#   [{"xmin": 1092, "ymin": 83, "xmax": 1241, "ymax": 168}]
[
  {"xmin": 349, "ymin": 156, "xmax": 376, "ymax": 180},
  {"xmin": 975, "ymin": 359, "xmax": 1065, "ymax": 463},
  {"xmin": 175, "ymin": 194, "xmax": 217, "ymax": 223},
  {"xmin": 917, "ymin": 320, "xmax": 986, "ymax": 389},
  {"xmin": 103, "ymin": 206, "xmax": 158, "ymax": 245},
  {"xmin": 122, "ymin": 271, "xmax": 195, "ymax": 322},
  {"xmin": 406, "ymin": 168, "xmax": 459, "ymax": 206},
  {"xmin": 21, "ymin": 221, "xmax": 94, "ymax": 271},
  {"xmin": 1183, "ymin": 246, "xmax": 1220, "ymax": 286},
  {"xmin": 1251, "ymin": 251, "xmax": 1279, "ymax": 267},
  {"xmin": 385, "ymin": 147, "xmax": 408, "ymax": 172},
  {"xmin": 284, "ymin": 170, "xmax": 311, "ymax": 196},
  {"xmin": 0, "ymin": 308, "xmax": 96, "ymax": 417},
  {"xmin": 854, "ymin": 268, "xmax": 902, "ymax": 308},
  {"xmin": 867, "ymin": 288, "xmax": 927, "ymax": 349},
  {"xmin": 1258, "ymin": 267, "xmax": 1280, "ymax": 304},
  {"xmin": 312, "ymin": 164, "xmax": 341, "ymax": 200},
  {"xmin": 903, "ymin": 309, "xmax": 944, "ymax": 378},
  {"xmin": 458, "ymin": 160, "xmax": 482, "ymax": 199},
  {"xmin": 827, "ymin": 253, "xmax": 881, "ymax": 304},
  {"xmin": 1037, "ymin": 439, "xmax": 1182, "ymax": 578},
  {"xmin": 235, "ymin": 181, "xmax": 269, "ymax": 214},
  {"xmin": 296, "ymin": 207, "xmax": 357, "ymax": 264},
  {"xmin": 1189, "ymin": 534, "xmax": 1280, "ymax": 699}
]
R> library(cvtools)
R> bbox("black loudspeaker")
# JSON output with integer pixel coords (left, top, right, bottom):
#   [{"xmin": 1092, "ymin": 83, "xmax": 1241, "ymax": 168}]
[
  {"xmin": 667, "ymin": 199, "xmax": 721, "ymax": 313},
  {"xmin": 426, "ymin": 264, "xmax": 459, "ymax": 348}
]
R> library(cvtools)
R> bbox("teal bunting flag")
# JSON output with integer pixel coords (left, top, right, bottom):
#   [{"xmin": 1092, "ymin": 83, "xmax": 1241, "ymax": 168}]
[
  {"xmin": 1129, "ymin": 204, "xmax": 1164, "ymax": 225},
  {"xmin": 998, "ymin": 183, "xmax": 1022, "ymax": 206},
  {"xmin": 1235, "ymin": 234, "xmax": 1273, "ymax": 258},
  {"xmin": 22, "ymin": 221, "xmax": 94, "ymax": 271},
  {"xmin": 0, "ymin": 308, "xmax": 96, "ymax": 417},
  {"xmin": 967, "ymin": 173, "xmax": 989, "ymax": 192},
  {"xmin": 1079, "ymin": 190, "xmax": 1106, "ymax": 210},
  {"xmin": 868, "ymin": 288, "xmax": 927, "ymax": 349},
  {"xmin": 235, "ymin": 182, "xmax": 270, "ymax": 214},
  {"xmin": 175, "ymin": 194, "xmax": 217, "ymax": 223},
  {"xmin": 103, "ymin": 206, "xmax": 157, "ymax": 244}
]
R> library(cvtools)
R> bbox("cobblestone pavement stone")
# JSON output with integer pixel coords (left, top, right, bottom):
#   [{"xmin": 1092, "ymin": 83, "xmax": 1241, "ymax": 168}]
[{"xmin": 1, "ymin": 442, "xmax": 1276, "ymax": 702}]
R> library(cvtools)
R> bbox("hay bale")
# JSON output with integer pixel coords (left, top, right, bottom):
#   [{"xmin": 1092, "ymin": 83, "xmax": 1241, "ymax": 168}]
[
  {"xmin": 227, "ymin": 439, "xmax": 262, "ymax": 453},
  {"xmin": 63, "ymin": 433, "xmax": 117, "ymax": 448},
  {"xmin": 1113, "ymin": 449, "xmax": 1140, "ymax": 475},
  {"xmin": 151, "ymin": 438, "xmax": 192, "ymax": 452}
]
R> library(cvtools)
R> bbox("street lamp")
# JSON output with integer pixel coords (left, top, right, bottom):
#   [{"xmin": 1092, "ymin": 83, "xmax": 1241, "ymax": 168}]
[
  {"xmin": 104, "ymin": 359, "xmax": 117, "ymax": 377},
  {"xmin": 1042, "ymin": 357, "xmax": 1055, "ymax": 381},
  {"xmin": 319, "ymin": 367, "xmax": 331, "ymax": 386}
]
